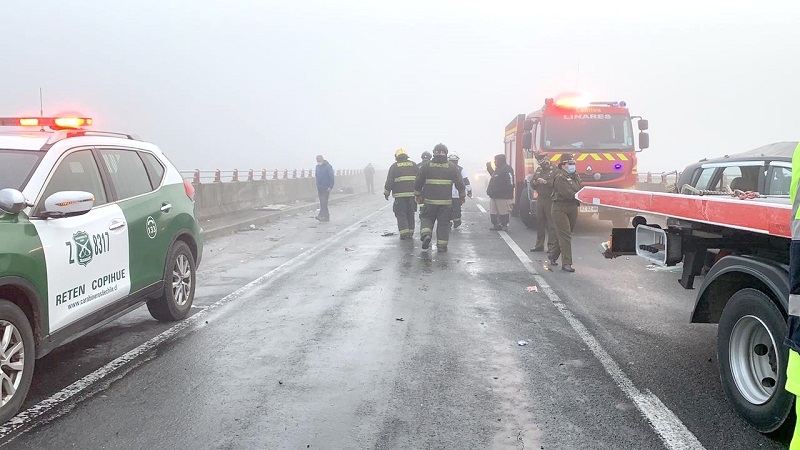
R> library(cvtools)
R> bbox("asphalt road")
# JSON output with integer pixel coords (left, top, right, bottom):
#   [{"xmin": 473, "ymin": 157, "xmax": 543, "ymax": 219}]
[{"xmin": 0, "ymin": 192, "xmax": 792, "ymax": 449}]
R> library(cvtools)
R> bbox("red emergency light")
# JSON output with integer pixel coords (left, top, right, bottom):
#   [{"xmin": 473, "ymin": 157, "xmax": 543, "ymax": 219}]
[{"xmin": 0, "ymin": 117, "xmax": 93, "ymax": 129}]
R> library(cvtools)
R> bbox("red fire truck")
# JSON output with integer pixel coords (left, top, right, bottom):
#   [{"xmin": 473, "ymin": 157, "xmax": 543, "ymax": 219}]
[
  {"xmin": 578, "ymin": 180, "xmax": 795, "ymax": 434},
  {"xmin": 504, "ymin": 95, "xmax": 650, "ymax": 228}
]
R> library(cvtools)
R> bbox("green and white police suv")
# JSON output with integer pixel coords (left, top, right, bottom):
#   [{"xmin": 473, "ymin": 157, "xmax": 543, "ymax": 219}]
[{"xmin": 0, "ymin": 116, "xmax": 203, "ymax": 423}]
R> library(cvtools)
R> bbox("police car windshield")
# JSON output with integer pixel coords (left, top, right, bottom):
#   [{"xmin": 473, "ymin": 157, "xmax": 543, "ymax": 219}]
[
  {"xmin": 543, "ymin": 114, "xmax": 634, "ymax": 150},
  {"xmin": 0, "ymin": 150, "xmax": 41, "ymax": 190}
]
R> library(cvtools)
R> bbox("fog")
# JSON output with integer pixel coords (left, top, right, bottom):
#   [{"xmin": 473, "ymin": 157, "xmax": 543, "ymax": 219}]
[{"xmin": 2, "ymin": 1, "xmax": 798, "ymax": 177}]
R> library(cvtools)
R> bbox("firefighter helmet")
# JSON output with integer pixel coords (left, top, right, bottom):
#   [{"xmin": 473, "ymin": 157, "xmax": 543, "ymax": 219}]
[
  {"xmin": 394, "ymin": 147, "xmax": 407, "ymax": 158},
  {"xmin": 421, "ymin": 151, "xmax": 432, "ymax": 161},
  {"xmin": 448, "ymin": 152, "xmax": 459, "ymax": 161},
  {"xmin": 432, "ymin": 143, "xmax": 448, "ymax": 156}
]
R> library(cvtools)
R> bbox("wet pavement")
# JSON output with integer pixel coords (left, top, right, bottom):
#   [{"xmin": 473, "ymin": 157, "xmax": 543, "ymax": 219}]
[{"xmin": 0, "ymin": 192, "xmax": 791, "ymax": 449}]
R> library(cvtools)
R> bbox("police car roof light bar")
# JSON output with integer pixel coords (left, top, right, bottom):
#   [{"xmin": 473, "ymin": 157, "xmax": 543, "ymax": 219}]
[{"xmin": 0, "ymin": 117, "xmax": 93, "ymax": 129}]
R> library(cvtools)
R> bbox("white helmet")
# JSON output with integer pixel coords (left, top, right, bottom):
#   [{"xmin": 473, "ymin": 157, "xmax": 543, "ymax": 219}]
[{"xmin": 448, "ymin": 152, "xmax": 459, "ymax": 161}]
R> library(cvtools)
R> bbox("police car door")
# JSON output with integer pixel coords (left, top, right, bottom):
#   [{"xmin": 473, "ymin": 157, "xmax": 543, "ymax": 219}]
[{"xmin": 30, "ymin": 148, "xmax": 131, "ymax": 333}]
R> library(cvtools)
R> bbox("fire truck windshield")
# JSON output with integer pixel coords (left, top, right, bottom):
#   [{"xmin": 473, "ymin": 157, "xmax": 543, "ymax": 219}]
[{"xmin": 542, "ymin": 114, "xmax": 634, "ymax": 151}]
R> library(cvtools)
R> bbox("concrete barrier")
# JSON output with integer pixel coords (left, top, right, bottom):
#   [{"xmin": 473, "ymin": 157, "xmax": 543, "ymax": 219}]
[{"xmin": 192, "ymin": 171, "xmax": 387, "ymax": 220}]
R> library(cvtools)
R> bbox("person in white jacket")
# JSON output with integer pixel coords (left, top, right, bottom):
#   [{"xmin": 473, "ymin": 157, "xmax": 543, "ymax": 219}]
[{"xmin": 448, "ymin": 152, "xmax": 472, "ymax": 228}]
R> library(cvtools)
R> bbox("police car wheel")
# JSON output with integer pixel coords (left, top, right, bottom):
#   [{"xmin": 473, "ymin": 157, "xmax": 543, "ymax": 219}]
[
  {"xmin": 147, "ymin": 241, "xmax": 196, "ymax": 322},
  {"xmin": 0, "ymin": 300, "xmax": 35, "ymax": 424},
  {"xmin": 717, "ymin": 288, "xmax": 793, "ymax": 433}
]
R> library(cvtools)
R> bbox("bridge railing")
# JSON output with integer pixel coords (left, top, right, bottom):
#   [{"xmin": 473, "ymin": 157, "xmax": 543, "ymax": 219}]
[
  {"xmin": 636, "ymin": 170, "xmax": 681, "ymax": 186},
  {"xmin": 179, "ymin": 168, "xmax": 363, "ymax": 184}
]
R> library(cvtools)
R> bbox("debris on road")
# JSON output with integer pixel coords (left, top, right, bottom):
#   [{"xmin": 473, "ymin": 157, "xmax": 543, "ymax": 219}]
[
  {"xmin": 373, "ymin": 268, "xmax": 383, "ymax": 272},
  {"xmin": 466, "ymin": 261, "xmax": 476, "ymax": 264},
  {"xmin": 396, "ymin": 317, "xmax": 404, "ymax": 321},
  {"xmin": 345, "ymin": 246, "xmax": 354, "ymax": 251},
  {"xmin": 517, "ymin": 340, "xmax": 528, "ymax": 346},
  {"xmin": 526, "ymin": 285, "xmax": 539, "ymax": 293},
  {"xmin": 381, "ymin": 231, "xmax": 396, "ymax": 237}
]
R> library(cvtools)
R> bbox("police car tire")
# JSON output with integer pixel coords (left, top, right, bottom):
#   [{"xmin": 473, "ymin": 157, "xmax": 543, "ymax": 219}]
[
  {"xmin": 146, "ymin": 241, "xmax": 196, "ymax": 322},
  {"xmin": 0, "ymin": 300, "xmax": 35, "ymax": 424},
  {"xmin": 717, "ymin": 288, "xmax": 793, "ymax": 434}
]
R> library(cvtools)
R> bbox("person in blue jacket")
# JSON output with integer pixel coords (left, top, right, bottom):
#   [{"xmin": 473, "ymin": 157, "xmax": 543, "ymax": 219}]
[{"xmin": 315, "ymin": 154, "xmax": 335, "ymax": 222}]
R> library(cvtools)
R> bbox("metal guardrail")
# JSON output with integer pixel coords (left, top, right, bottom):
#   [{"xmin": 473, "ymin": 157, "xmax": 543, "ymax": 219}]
[
  {"xmin": 179, "ymin": 168, "xmax": 363, "ymax": 183},
  {"xmin": 636, "ymin": 170, "xmax": 681, "ymax": 185}
]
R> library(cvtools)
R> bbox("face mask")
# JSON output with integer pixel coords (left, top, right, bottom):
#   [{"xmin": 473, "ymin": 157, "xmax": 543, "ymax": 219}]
[
  {"xmin": 317, "ymin": 161, "xmax": 323, "ymax": 165},
  {"xmin": 566, "ymin": 164, "xmax": 576, "ymax": 174}
]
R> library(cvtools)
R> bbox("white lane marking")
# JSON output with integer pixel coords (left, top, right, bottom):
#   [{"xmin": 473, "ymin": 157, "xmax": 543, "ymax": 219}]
[
  {"xmin": 0, "ymin": 203, "xmax": 392, "ymax": 440},
  {"xmin": 496, "ymin": 230, "xmax": 705, "ymax": 450},
  {"xmin": 476, "ymin": 204, "xmax": 487, "ymax": 213}
]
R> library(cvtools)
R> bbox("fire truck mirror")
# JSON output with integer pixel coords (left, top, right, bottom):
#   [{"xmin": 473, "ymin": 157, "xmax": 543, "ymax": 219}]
[
  {"xmin": 638, "ymin": 132, "xmax": 650, "ymax": 150},
  {"xmin": 638, "ymin": 119, "xmax": 649, "ymax": 131},
  {"xmin": 522, "ymin": 132, "xmax": 532, "ymax": 150},
  {"xmin": 523, "ymin": 119, "xmax": 535, "ymax": 131}
]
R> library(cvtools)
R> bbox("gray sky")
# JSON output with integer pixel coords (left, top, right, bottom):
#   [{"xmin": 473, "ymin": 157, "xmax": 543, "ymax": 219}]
[{"xmin": 2, "ymin": 1, "xmax": 799, "ymax": 176}]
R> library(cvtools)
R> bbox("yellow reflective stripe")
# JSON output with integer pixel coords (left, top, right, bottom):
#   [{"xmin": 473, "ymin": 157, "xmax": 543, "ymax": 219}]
[
  {"xmin": 426, "ymin": 179, "xmax": 451, "ymax": 185},
  {"xmin": 421, "ymin": 228, "xmax": 432, "ymax": 233},
  {"xmin": 397, "ymin": 162, "xmax": 413, "ymax": 167},
  {"xmin": 425, "ymin": 199, "xmax": 452, "ymax": 205},
  {"xmin": 576, "ymin": 154, "xmax": 588, "ymax": 161},
  {"xmin": 616, "ymin": 153, "xmax": 629, "ymax": 161},
  {"xmin": 429, "ymin": 163, "xmax": 449, "ymax": 168},
  {"xmin": 550, "ymin": 154, "xmax": 560, "ymax": 162},
  {"xmin": 590, "ymin": 153, "xmax": 602, "ymax": 161},
  {"xmin": 437, "ymin": 240, "xmax": 448, "ymax": 245},
  {"xmin": 414, "ymin": 191, "xmax": 422, "ymax": 196},
  {"xmin": 394, "ymin": 192, "xmax": 415, "ymax": 197},
  {"xmin": 395, "ymin": 176, "xmax": 416, "ymax": 182},
  {"xmin": 603, "ymin": 153, "xmax": 615, "ymax": 161},
  {"xmin": 399, "ymin": 228, "xmax": 411, "ymax": 233}
]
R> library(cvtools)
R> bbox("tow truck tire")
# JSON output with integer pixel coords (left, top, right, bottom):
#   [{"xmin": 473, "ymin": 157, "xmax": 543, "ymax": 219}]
[
  {"xmin": 147, "ymin": 241, "xmax": 196, "ymax": 322},
  {"xmin": 0, "ymin": 299, "xmax": 35, "ymax": 424},
  {"xmin": 519, "ymin": 188, "xmax": 536, "ymax": 229},
  {"xmin": 717, "ymin": 288, "xmax": 793, "ymax": 433}
]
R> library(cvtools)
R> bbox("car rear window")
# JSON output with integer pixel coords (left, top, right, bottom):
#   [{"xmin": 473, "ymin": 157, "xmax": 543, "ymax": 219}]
[{"xmin": 0, "ymin": 150, "xmax": 42, "ymax": 190}]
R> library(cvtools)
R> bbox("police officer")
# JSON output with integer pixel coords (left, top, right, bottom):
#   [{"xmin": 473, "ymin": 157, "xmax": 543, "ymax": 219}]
[
  {"xmin": 530, "ymin": 155, "xmax": 556, "ymax": 253},
  {"xmin": 384, "ymin": 148, "xmax": 419, "ymax": 240},
  {"xmin": 548, "ymin": 153, "xmax": 582, "ymax": 272},
  {"xmin": 785, "ymin": 141, "xmax": 800, "ymax": 449},
  {"xmin": 448, "ymin": 152, "xmax": 472, "ymax": 229},
  {"xmin": 414, "ymin": 143, "xmax": 466, "ymax": 252}
]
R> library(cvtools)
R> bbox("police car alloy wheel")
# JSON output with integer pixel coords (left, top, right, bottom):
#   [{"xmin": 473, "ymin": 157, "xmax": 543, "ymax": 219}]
[
  {"xmin": 146, "ymin": 241, "xmax": 196, "ymax": 321},
  {"xmin": 0, "ymin": 301, "xmax": 35, "ymax": 423}
]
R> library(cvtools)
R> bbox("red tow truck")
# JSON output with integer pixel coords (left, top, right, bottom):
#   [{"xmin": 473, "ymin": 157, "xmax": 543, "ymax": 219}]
[
  {"xmin": 578, "ymin": 177, "xmax": 795, "ymax": 433},
  {"xmin": 504, "ymin": 95, "xmax": 650, "ymax": 228}
]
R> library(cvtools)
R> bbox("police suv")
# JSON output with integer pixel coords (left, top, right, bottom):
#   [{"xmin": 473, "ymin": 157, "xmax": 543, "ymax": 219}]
[{"xmin": 0, "ymin": 116, "xmax": 203, "ymax": 423}]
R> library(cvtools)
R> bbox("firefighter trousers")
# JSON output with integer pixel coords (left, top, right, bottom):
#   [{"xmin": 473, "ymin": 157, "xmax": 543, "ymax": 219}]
[
  {"xmin": 549, "ymin": 201, "xmax": 578, "ymax": 266},
  {"xmin": 535, "ymin": 197, "xmax": 556, "ymax": 252},
  {"xmin": 393, "ymin": 196, "xmax": 417, "ymax": 238},
  {"xmin": 451, "ymin": 198, "xmax": 463, "ymax": 228},
  {"xmin": 420, "ymin": 203, "xmax": 452, "ymax": 248}
]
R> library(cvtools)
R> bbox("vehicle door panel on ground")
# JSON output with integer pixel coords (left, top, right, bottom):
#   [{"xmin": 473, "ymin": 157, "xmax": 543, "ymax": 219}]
[
  {"xmin": 97, "ymin": 147, "xmax": 170, "ymax": 292},
  {"xmin": 29, "ymin": 148, "xmax": 130, "ymax": 333}
]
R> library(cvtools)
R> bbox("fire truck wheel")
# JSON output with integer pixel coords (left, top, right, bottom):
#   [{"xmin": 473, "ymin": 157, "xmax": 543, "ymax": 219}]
[
  {"xmin": 717, "ymin": 288, "xmax": 793, "ymax": 433},
  {"xmin": 519, "ymin": 188, "xmax": 536, "ymax": 229}
]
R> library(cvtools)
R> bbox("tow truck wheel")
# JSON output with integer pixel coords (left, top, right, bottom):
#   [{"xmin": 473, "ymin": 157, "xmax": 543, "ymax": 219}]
[
  {"xmin": 0, "ymin": 299, "xmax": 35, "ymax": 424},
  {"xmin": 717, "ymin": 288, "xmax": 793, "ymax": 433},
  {"xmin": 519, "ymin": 188, "xmax": 536, "ymax": 229},
  {"xmin": 147, "ymin": 241, "xmax": 197, "ymax": 322}
]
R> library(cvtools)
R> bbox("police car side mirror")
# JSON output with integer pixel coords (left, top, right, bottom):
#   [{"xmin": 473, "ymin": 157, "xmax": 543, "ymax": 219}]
[
  {"xmin": 42, "ymin": 191, "xmax": 95, "ymax": 218},
  {"xmin": 0, "ymin": 188, "xmax": 29, "ymax": 215}
]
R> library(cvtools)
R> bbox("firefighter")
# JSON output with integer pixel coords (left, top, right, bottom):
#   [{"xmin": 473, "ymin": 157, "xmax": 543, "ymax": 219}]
[
  {"xmin": 384, "ymin": 148, "xmax": 419, "ymax": 240},
  {"xmin": 548, "ymin": 153, "xmax": 582, "ymax": 272},
  {"xmin": 414, "ymin": 143, "xmax": 466, "ymax": 252},
  {"xmin": 448, "ymin": 152, "xmax": 472, "ymax": 229},
  {"xmin": 420, "ymin": 151, "xmax": 432, "ymax": 164},
  {"xmin": 530, "ymin": 155, "xmax": 556, "ymax": 253},
  {"xmin": 785, "ymin": 141, "xmax": 800, "ymax": 449}
]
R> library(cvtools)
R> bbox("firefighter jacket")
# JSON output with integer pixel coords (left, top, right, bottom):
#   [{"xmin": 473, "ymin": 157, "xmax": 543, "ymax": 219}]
[
  {"xmin": 531, "ymin": 162, "xmax": 555, "ymax": 199},
  {"xmin": 414, "ymin": 155, "xmax": 466, "ymax": 205},
  {"xmin": 384, "ymin": 156, "xmax": 419, "ymax": 198},
  {"xmin": 486, "ymin": 155, "xmax": 515, "ymax": 199},
  {"xmin": 550, "ymin": 168, "xmax": 582, "ymax": 204},
  {"xmin": 786, "ymin": 141, "xmax": 800, "ymax": 351}
]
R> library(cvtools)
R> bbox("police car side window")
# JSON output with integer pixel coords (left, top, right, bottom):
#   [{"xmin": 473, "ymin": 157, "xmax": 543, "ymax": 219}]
[
  {"xmin": 98, "ymin": 148, "xmax": 154, "ymax": 200},
  {"xmin": 37, "ymin": 149, "xmax": 108, "ymax": 214},
  {"xmin": 140, "ymin": 152, "xmax": 165, "ymax": 189}
]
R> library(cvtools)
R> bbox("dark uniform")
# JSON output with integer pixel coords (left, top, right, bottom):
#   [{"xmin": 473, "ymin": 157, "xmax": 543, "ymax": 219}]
[
  {"xmin": 448, "ymin": 154, "xmax": 471, "ymax": 229},
  {"xmin": 548, "ymin": 153, "xmax": 582, "ymax": 272},
  {"xmin": 531, "ymin": 158, "xmax": 556, "ymax": 252},
  {"xmin": 384, "ymin": 150, "xmax": 419, "ymax": 239},
  {"xmin": 414, "ymin": 145, "xmax": 466, "ymax": 252}
]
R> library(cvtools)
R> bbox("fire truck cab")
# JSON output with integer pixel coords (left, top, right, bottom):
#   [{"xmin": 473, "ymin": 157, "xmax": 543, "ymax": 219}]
[{"xmin": 508, "ymin": 96, "xmax": 650, "ymax": 228}]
